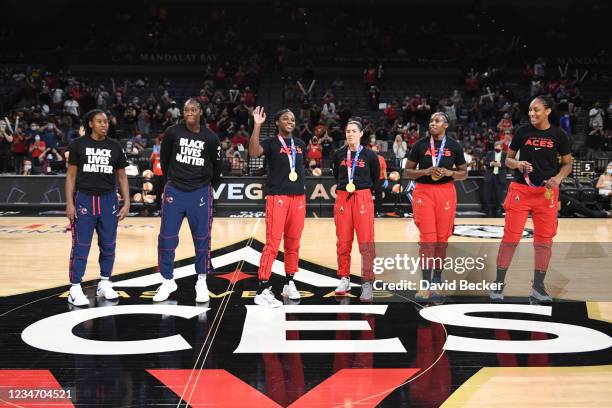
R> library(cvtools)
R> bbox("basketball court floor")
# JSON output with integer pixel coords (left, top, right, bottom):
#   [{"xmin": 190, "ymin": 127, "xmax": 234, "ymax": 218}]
[{"xmin": 1, "ymin": 216, "xmax": 611, "ymax": 407}]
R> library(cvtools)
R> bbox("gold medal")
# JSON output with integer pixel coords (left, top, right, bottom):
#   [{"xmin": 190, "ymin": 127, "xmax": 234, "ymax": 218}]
[
  {"xmin": 544, "ymin": 188, "xmax": 554, "ymax": 200},
  {"xmin": 289, "ymin": 171, "xmax": 298, "ymax": 182},
  {"xmin": 346, "ymin": 182, "xmax": 356, "ymax": 193},
  {"xmin": 431, "ymin": 174, "xmax": 441, "ymax": 181}
]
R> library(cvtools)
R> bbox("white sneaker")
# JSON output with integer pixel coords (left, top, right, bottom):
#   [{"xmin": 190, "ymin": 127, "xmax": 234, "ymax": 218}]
[
  {"xmin": 254, "ymin": 288, "xmax": 282, "ymax": 308},
  {"xmin": 282, "ymin": 280, "xmax": 301, "ymax": 300},
  {"xmin": 96, "ymin": 279, "xmax": 119, "ymax": 300},
  {"xmin": 153, "ymin": 279, "xmax": 177, "ymax": 302},
  {"xmin": 195, "ymin": 277, "xmax": 210, "ymax": 303},
  {"xmin": 335, "ymin": 277, "xmax": 351, "ymax": 295},
  {"xmin": 68, "ymin": 285, "xmax": 89, "ymax": 307}
]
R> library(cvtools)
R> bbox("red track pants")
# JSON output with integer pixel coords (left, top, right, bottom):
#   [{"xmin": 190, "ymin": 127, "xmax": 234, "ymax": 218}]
[
  {"xmin": 334, "ymin": 189, "xmax": 375, "ymax": 281},
  {"xmin": 497, "ymin": 182, "xmax": 559, "ymax": 271},
  {"xmin": 412, "ymin": 182, "xmax": 457, "ymax": 267},
  {"xmin": 258, "ymin": 194, "xmax": 306, "ymax": 281}
]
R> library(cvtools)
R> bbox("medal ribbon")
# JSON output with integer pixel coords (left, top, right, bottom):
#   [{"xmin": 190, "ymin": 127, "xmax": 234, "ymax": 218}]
[
  {"xmin": 277, "ymin": 135, "xmax": 296, "ymax": 173},
  {"xmin": 347, "ymin": 145, "xmax": 363, "ymax": 185},
  {"xmin": 430, "ymin": 135, "xmax": 446, "ymax": 168},
  {"xmin": 522, "ymin": 168, "xmax": 545, "ymax": 188}
]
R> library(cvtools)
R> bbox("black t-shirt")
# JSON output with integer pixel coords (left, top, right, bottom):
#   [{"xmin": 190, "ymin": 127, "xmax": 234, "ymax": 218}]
[
  {"xmin": 408, "ymin": 135, "xmax": 466, "ymax": 184},
  {"xmin": 510, "ymin": 124, "xmax": 571, "ymax": 186},
  {"xmin": 68, "ymin": 135, "xmax": 128, "ymax": 194},
  {"xmin": 160, "ymin": 123, "xmax": 221, "ymax": 192},
  {"xmin": 332, "ymin": 146, "xmax": 380, "ymax": 191},
  {"xmin": 260, "ymin": 136, "xmax": 307, "ymax": 196}
]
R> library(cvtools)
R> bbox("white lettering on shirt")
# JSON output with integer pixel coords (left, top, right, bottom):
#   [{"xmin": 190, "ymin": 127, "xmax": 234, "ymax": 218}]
[
  {"xmin": 83, "ymin": 147, "xmax": 113, "ymax": 174},
  {"xmin": 176, "ymin": 137, "xmax": 206, "ymax": 166}
]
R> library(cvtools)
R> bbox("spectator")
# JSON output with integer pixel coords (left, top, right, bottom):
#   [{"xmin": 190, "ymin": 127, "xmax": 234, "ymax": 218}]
[
  {"xmin": 29, "ymin": 135, "xmax": 46, "ymax": 167},
  {"xmin": 384, "ymin": 101, "xmax": 397, "ymax": 125},
  {"xmin": 306, "ymin": 135, "xmax": 323, "ymax": 167},
  {"xmin": 64, "ymin": 95, "xmax": 80, "ymax": 120},
  {"xmin": 371, "ymin": 143, "xmax": 388, "ymax": 215},
  {"xmin": 319, "ymin": 130, "xmax": 334, "ymax": 160},
  {"xmin": 464, "ymin": 146, "xmax": 474, "ymax": 172},
  {"xmin": 243, "ymin": 86, "xmax": 256, "ymax": 108},
  {"xmin": 0, "ymin": 120, "xmax": 14, "ymax": 173},
  {"xmin": 406, "ymin": 125, "xmax": 419, "ymax": 147},
  {"xmin": 392, "ymin": 134, "xmax": 407, "ymax": 168},
  {"xmin": 96, "ymin": 85, "xmax": 110, "ymax": 110},
  {"xmin": 595, "ymin": 163, "xmax": 612, "ymax": 211},
  {"xmin": 497, "ymin": 113, "xmax": 513, "ymax": 140},
  {"xmin": 12, "ymin": 128, "xmax": 26, "ymax": 174},
  {"xmin": 586, "ymin": 127, "xmax": 605, "ymax": 160},
  {"xmin": 364, "ymin": 65, "xmax": 377, "ymax": 89},
  {"xmin": 483, "ymin": 140, "xmax": 507, "ymax": 217},
  {"xmin": 231, "ymin": 125, "xmax": 249, "ymax": 148},
  {"xmin": 560, "ymin": 112, "xmax": 572, "ymax": 135},
  {"xmin": 321, "ymin": 99, "xmax": 336, "ymax": 124},
  {"xmin": 137, "ymin": 108, "xmax": 151, "ymax": 136},
  {"xmin": 167, "ymin": 101, "xmax": 181, "ymax": 122},
  {"xmin": 298, "ymin": 121, "xmax": 313, "ymax": 145},
  {"xmin": 51, "ymin": 87, "xmax": 64, "ymax": 110},
  {"xmin": 368, "ymin": 85, "xmax": 380, "ymax": 111},
  {"xmin": 589, "ymin": 102, "xmax": 604, "ymax": 130},
  {"xmin": 131, "ymin": 131, "xmax": 147, "ymax": 152},
  {"xmin": 40, "ymin": 121, "xmax": 62, "ymax": 150},
  {"xmin": 233, "ymin": 102, "xmax": 250, "ymax": 128}
]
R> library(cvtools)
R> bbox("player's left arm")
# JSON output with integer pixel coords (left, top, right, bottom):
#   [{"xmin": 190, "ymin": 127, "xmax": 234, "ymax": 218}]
[
  {"xmin": 116, "ymin": 168, "xmax": 130, "ymax": 221},
  {"xmin": 369, "ymin": 151, "xmax": 380, "ymax": 192},
  {"xmin": 545, "ymin": 154, "xmax": 572, "ymax": 189},
  {"xmin": 440, "ymin": 142, "xmax": 468, "ymax": 180},
  {"xmin": 442, "ymin": 163, "xmax": 468, "ymax": 180},
  {"xmin": 545, "ymin": 130, "xmax": 573, "ymax": 189},
  {"xmin": 208, "ymin": 133, "xmax": 222, "ymax": 189}
]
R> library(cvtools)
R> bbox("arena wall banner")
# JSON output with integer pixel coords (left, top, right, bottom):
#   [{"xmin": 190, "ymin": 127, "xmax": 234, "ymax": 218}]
[{"xmin": 0, "ymin": 176, "xmax": 486, "ymax": 210}]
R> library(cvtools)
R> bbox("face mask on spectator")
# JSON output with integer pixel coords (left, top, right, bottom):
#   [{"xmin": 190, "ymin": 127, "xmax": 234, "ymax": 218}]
[
  {"xmin": 34, "ymin": 135, "xmax": 40, "ymax": 141},
  {"xmin": 607, "ymin": 169, "xmax": 612, "ymax": 175},
  {"xmin": 47, "ymin": 154, "xmax": 53, "ymax": 160},
  {"xmin": 31, "ymin": 124, "xmax": 39, "ymax": 131},
  {"xmin": 494, "ymin": 147, "xmax": 502, "ymax": 152}
]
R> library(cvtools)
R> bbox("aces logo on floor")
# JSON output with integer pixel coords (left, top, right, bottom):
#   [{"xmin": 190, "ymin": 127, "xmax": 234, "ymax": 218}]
[{"xmin": 453, "ymin": 224, "xmax": 534, "ymax": 239}]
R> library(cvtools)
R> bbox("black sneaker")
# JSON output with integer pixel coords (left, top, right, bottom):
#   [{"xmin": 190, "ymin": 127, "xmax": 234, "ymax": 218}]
[
  {"xmin": 490, "ymin": 282, "xmax": 505, "ymax": 302},
  {"xmin": 490, "ymin": 290, "xmax": 504, "ymax": 302},
  {"xmin": 530, "ymin": 285, "xmax": 552, "ymax": 303}
]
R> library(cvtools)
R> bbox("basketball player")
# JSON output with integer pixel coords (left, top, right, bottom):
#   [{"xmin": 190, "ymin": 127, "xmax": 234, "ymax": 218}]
[
  {"xmin": 65, "ymin": 109, "xmax": 130, "ymax": 306},
  {"xmin": 492, "ymin": 96, "xmax": 572, "ymax": 302},
  {"xmin": 153, "ymin": 99, "xmax": 221, "ymax": 302},
  {"xmin": 405, "ymin": 112, "xmax": 467, "ymax": 302},
  {"xmin": 332, "ymin": 117, "xmax": 380, "ymax": 302},
  {"xmin": 248, "ymin": 107, "xmax": 307, "ymax": 307}
]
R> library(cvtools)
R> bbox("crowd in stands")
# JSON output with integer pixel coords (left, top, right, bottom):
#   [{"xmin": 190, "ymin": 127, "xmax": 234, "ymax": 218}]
[
  {"xmin": 280, "ymin": 61, "xmax": 612, "ymax": 178},
  {"xmin": 0, "ymin": 57, "xmax": 262, "ymax": 175},
  {"xmin": 1, "ymin": 58, "xmax": 611, "ymax": 182}
]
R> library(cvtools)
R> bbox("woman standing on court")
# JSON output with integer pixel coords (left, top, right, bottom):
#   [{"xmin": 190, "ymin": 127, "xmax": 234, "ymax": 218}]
[
  {"xmin": 332, "ymin": 117, "xmax": 380, "ymax": 302},
  {"xmin": 153, "ymin": 98, "xmax": 221, "ymax": 303},
  {"xmin": 65, "ymin": 109, "xmax": 130, "ymax": 306},
  {"xmin": 405, "ymin": 112, "xmax": 468, "ymax": 302},
  {"xmin": 249, "ymin": 107, "xmax": 307, "ymax": 307},
  {"xmin": 491, "ymin": 96, "xmax": 572, "ymax": 302}
]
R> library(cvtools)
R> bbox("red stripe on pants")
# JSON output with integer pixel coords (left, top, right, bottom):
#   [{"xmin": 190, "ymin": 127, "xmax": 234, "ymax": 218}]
[
  {"xmin": 334, "ymin": 189, "xmax": 375, "ymax": 281},
  {"xmin": 258, "ymin": 194, "xmax": 306, "ymax": 281}
]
